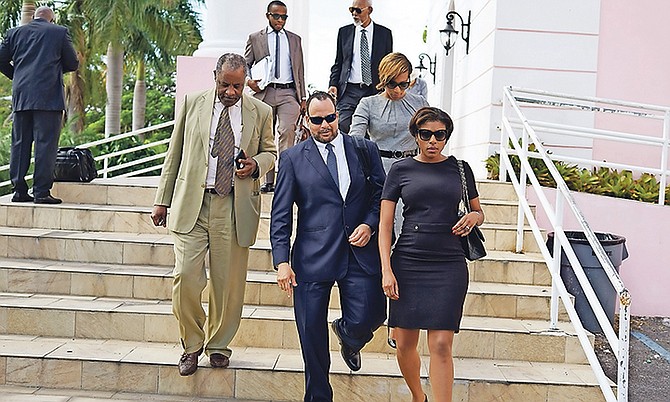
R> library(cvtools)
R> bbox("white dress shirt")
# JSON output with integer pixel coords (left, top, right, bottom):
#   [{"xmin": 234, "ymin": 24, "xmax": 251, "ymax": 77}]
[
  {"xmin": 314, "ymin": 133, "xmax": 350, "ymax": 200},
  {"xmin": 347, "ymin": 21, "xmax": 374, "ymax": 84},
  {"xmin": 267, "ymin": 26, "xmax": 294, "ymax": 84},
  {"xmin": 206, "ymin": 97, "xmax": 243, "ymax": 188}
]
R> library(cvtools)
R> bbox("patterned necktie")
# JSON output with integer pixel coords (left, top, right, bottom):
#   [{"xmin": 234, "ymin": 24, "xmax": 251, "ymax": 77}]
[
  {"xmin": 325, "ymin": 143, "xmax": 339, "ymax": 188},
  {"xmin": 211, "ymin": 106, "xmax": 235, "ymax": 195},
  {"xmin": 360, "ymin": 29, "xmax": 372, "ymax": 86},
  {"xmin": 274, "ymin": 30, "xmax": 281, "ymax": 79}
]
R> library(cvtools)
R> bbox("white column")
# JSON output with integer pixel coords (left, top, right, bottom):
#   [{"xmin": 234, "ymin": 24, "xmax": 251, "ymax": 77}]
[{"xmin": 194, "ymin": 0, "xmax": 268, "ymax": 57}]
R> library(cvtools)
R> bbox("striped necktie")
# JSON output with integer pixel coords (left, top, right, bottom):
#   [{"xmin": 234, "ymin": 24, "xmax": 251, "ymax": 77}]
[
  {"xmin": 360, "ymin": 29, "xmax": 372, "ymax": 86},
  {"xmin": 211, "ymin": 106, "xmax": 235, "ymax": 195}
]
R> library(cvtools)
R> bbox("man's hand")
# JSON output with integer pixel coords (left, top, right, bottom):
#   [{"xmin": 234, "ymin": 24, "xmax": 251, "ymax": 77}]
[
  {"xmin": 151, "ymin": 205, "xmax": 167, "ymax": 227},
  {"xmin": 300, "ymin": 99, "xmax": 306, "ymax": 113},
  {"xmin": 236, "ymin": 156, "xmax": 257, "ymax": 179},
  {"xmin": 327, "ymin": 86, "xmax": 338, "ymax": 99},
  {"xmin": 247, "ymin": 79, "xmax": 262, "ymax": 93},
  {"xmin": 348, "ymin": 223, "xmax": 372, "ymax": 247},
  {"xmin": 276, "ymin": 262, "xmax": 297, "ymax": 297}
]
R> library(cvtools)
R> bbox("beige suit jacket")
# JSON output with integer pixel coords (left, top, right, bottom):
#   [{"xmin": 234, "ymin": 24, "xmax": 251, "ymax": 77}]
[
  {"xmin": 154, "ymin": 89, "xmax": 276, "ymax": 247},
  {"xmin": 244, "ymin": 28, "xmax": 306, "ymax": 101}
]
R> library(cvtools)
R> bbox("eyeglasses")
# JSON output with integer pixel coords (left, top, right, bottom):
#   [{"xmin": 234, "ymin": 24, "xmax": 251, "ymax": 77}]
[
  {"xmin": 349, "ymin": 6, "xmax": 370, "ymax": 14},
  {"xmin": 308, "ymin": 113, "xmax": 337, "ymax": 125},
  {"xmin": 386, "ymin": 80, "xmax": 410, "ymax": 90},
  {"xmin": 267, "ymin": 13, "xmax": 288, "ymax": 20},
  {"xmin": 417, "ymin": 129, "xmax": 449, "ymax": 142}
]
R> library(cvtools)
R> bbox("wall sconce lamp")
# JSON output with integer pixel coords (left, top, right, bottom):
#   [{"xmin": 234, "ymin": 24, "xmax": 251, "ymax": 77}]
[
  {"xmin": 416, "ymin": 53, "xmax": 437, "ymax": 85},
  {"xmin": 439, "ymin": 10, "xmax": 471, "ymax": 56}
]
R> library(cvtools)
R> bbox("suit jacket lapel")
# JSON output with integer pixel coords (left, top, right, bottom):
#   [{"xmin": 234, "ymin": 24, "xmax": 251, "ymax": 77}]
[
  {"xmin": 198, "ymin": 89, "xmax": 216, "ymax": 159},
  {"xmin": 344, "ymin": 25, "xmax": 355, "ymax": 62},
  {"xmin": 343, "ymin": 135, "xmax": 363, "ymax": 201},
  {"xmin": 240, "ymin": 93, "xmax": 254, "ymax": 152},
  {"xmin": 259, "ymin": 29, "xmax": 270, "ymax": 59},
  {"xmin": 304, "ymin": 138, "xmax": 340, "ymax": 195}
]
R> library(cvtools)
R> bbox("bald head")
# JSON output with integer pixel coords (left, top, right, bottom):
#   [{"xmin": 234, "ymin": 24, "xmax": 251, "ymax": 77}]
[{"xmin": 34, "ymin": 6, "xmax": 54, "ymax": 23}]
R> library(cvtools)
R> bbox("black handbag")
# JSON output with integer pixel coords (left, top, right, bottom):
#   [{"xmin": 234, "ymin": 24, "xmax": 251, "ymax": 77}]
[
  {"xmin": 54, "ymin": 147, "xmax": 97, "ymax": 182},
  {"xmin": 457, "ymin": 160, "xmax": 486, "ymax": 261}
]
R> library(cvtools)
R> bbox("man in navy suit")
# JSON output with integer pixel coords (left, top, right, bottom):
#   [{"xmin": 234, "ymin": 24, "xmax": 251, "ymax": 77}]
[
  {"xmin": 0, "ymin": 6, "xmax": 79, "ymax": 204},
  {"xmin": 328, "ymin": 0, "xmax": 393, "ymax": 133},
  {"xmin": 270, "ymin": 91, "xmax": 386, "ymax": 401}
]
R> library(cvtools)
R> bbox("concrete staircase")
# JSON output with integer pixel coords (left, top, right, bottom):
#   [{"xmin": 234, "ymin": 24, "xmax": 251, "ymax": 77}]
[{"xmin": 0, "ymin": 177, "xmax": 608, "ymax": 401}]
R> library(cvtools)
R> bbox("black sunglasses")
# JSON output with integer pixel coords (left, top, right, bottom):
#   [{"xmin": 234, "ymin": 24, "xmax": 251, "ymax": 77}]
[
  {"xmin": 308, "ymin": 113, "xmax": 337, "ymax": 125},
  {"xmin": 267, "ymin": 13, "xmax": 288, "ymax": 20},
  {"xmin": 386, "ymin": 80, "xmax": 410, "ymax": 90},
  {"xmin": 417, "ymin": 129, "xmax": 449, "ymax": 142},
  {"xmin": 349, "ymin": 6, "xmax": 369, "ymax": 14}
]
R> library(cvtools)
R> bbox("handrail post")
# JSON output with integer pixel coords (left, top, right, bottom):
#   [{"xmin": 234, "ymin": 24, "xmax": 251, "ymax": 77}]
[
  {"xmin": 660, "ymin": 110, "xmax": 669, "ymax": 205},
  {"xmin": 550, "ymin": 193, "xmax": 564, "ymax": 330},
  {"xmin": 515, "ymin": 126, "xmax": 529, "ymax": 253},
  {"xmin": 103, "ymin": 156, "xmax": 109, "ymax": 179},
  {"xmin": 618, "ymin": 290, "xmax": 631, "ymax": 401},
  {"xmin": 500, "ymin": 89, "xmax": 509, "ymax": 183}
]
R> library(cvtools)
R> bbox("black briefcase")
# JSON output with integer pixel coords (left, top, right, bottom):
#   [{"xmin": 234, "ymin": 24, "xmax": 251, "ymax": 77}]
[{"xmin": 54, "ymin": 147, "xmax": 97, "ymax": 182}]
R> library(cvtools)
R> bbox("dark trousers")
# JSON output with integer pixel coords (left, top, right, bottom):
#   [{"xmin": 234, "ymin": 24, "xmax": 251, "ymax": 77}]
[
  {"xmin": 293, "ymin": 255, "xmax": 386, "ymax": 402},
  {"xmin": 336, "ymin": 83, "xmax": 377, "ymax": 134},
  {"xmin": 10, "ymin": 110, "xmax": 63, "ymax": 197}
]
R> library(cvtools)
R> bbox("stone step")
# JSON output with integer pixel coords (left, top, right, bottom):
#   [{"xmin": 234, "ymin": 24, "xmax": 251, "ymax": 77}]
[
  {"xmin": 0, "ymin": 257, "xmax": 565, "ymax": 321},
  {"xmin": 0, "ymin": 292, "xmax": 585, "ymax": 363},
  {"xmin": 0, "ymin": 335, "xmax": 606, "ymax": 401},
  {"xmin": 0, "ymin": 384, "xmax": 247, "ymax": 401},
  {"xmin": 0, "ymin": 222, "xmax": 542, "ymax": 272},
  {"xmin": 51, "ymin": 177, "xmax": 522, "ymax": 208}
]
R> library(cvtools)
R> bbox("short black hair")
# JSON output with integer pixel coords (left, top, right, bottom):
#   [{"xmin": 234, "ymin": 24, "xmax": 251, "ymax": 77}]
[
  {"xmin": 267, "ymin": 1, "xmax": 287, "ymax": 12},
  {"xmin": 409, "ymin": 107, "xmax": 454, "ymax": 139},
  {"xmin": 305, "ymin": 91, "xmax": 337, "ymax": 115}
]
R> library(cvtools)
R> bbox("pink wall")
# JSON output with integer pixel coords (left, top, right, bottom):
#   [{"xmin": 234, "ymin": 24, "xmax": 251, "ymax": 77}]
[
  {"xmin": 594, "ymin": 0, "xmax": 670, "ymax": 167},
  {"xmin": 527, "ymin": 187, "xmax": 670, "ymax": 317},
  {"xmin": 175, "ymin": 56, "xmax": 219, "ymax": 114}
]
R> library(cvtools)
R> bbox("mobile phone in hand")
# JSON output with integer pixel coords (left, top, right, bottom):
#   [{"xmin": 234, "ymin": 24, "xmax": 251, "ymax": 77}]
[{"xmin": 235, "ymin": 148, "xmax": 247, "ymax": 169}]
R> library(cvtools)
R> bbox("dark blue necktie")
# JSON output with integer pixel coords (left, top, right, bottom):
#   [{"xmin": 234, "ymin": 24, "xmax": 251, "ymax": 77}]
[{"xmin": 325, "ymin": 143, "xmax": 339, "ymax": 188}]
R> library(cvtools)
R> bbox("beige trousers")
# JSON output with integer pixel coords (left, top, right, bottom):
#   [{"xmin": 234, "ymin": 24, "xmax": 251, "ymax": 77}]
[
  {"xmin": 171, "ymin": 192, "xmax": 249, "ymax": 357},
  {"xmin": 256, "ymin": 86, "xmax": 301, "ymax": 184}
]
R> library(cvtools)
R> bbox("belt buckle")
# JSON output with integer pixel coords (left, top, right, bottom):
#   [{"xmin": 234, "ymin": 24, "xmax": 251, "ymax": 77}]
[{"xmin": 393, "ymin": 150, "xmax": 403, "ymax": 158}]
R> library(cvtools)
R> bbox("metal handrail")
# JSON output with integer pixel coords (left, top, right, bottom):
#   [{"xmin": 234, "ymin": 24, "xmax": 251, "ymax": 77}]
[
  {"xmin": 497, "ymin": 86, "xmax": 658, "ymax": 402},
  {"xmin": 0, "ymin": 121, "xmax": 175, "ymax": 192}
]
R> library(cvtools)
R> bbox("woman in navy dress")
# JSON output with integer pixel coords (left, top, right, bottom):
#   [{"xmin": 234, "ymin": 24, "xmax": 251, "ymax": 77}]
[{"xmin": 379, "ymin": 107, "xmax": 484, "ymax": 402}]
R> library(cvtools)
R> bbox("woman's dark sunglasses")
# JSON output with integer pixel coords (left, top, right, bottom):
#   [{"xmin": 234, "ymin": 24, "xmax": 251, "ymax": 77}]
[
  {"xmin": 308, "ymin": 113, "xmax": 337, "ymax": 125},
  {"xmin": 386, "ymin": 80, "xmax": 410, "ymax": 90},
  {"xmin": 267, "ymin": 13, "xmax": 288, "ymax": 20},
  {"xmin": 349, "ymin": 6, "xmax": 369, "ymax": 14},
  {"xmin": 417, "ymin": 129, "xmax": 449, "ymax": 141}
]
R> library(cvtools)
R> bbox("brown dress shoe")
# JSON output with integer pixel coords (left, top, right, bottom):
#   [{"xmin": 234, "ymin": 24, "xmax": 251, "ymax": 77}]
[
  {"xmin": 178, "ymin": 348, "xmax": 202, "ymax": 376},
  {"xmin": 209, "ymin": 353, "xmax": 230, "ymax": 368}
]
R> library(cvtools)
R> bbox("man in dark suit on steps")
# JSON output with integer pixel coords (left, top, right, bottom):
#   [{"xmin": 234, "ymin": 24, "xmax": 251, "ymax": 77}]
[
  {"xmin": 328, "ymin": 0, "xmax": 393, "ymax": 134},
  {"xmin": 0, "ymin": 6, "xmax": 79, "ymax": 204},
  {"xmin": 270, "ymin": 91, "xmax": 387, "ymax": 401}
]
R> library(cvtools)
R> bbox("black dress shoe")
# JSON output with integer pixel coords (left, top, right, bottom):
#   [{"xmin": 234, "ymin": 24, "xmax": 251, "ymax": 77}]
[
  {"xmin": 331, "ymin": 318, "xmax": 361, "ymax": 371},
  {"xmin": 209, "ymin": 353, "xmax": 230, "ymax": 368},
  {"xmin": 260, "ymin": 183, "xmax": 275, "ymax": 193},
  {"xmin": 11, "ymin": 193, "xmax": 33, "ymax": 202},
  {"xmin": 33, "ymin": 195, "xmax": 62, "ymax": 204}
]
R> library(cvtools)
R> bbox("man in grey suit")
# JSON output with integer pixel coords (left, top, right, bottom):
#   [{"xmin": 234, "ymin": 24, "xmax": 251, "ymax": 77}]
[
  {"xmin": 0, "ymin": 6, "xmax": 79, "ymax": 204},
  {"xmin": 245, "ymin": 0, "xmax": 306, "ymax": 193}
]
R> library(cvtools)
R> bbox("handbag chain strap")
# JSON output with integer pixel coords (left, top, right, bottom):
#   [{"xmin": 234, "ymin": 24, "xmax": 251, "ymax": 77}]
[{"xmin": 457, "ymin": 159, "xmax": 471, "ymax": 213}]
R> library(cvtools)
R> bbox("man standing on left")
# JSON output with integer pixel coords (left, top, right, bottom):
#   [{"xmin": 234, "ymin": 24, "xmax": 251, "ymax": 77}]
[
  {"xmin": 151, "ymin": 53, "xmax": 276, "ymax": 376},
  {"xmin": 245, "ymin": 0, "xmax": 306, "ymax": 193},
  {"xmin": 0, "ymin": 6, "xmax": 79, "ymax": 204}
]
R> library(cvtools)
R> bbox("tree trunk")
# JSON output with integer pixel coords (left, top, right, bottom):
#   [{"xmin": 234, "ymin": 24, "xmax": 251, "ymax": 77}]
[
  {"xmin": 132, "ymin": 59, "xmax": 146, "ymax": 140},
  {"xmin": 104, "ymin": 42, "xmax": 124, "ymax": 138},
  {"xmin": 20, "ymin": 1, "xmax": 35, "ymax": 26}
]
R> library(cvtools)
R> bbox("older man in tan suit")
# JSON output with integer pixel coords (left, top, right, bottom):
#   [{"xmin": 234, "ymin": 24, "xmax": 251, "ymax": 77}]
[
  {"xmin": 245, "ymin": 0, "xmax": 306, "ymax": 193},
  {"xmin": 151, "ymin": 53, "xmax": 276, "ymax": 376}
]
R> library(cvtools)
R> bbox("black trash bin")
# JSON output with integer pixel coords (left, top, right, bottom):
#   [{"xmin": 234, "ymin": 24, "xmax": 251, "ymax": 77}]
[{"xmin": 546, "ymin": 231, "xmax": 628, "ymax": 333}]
